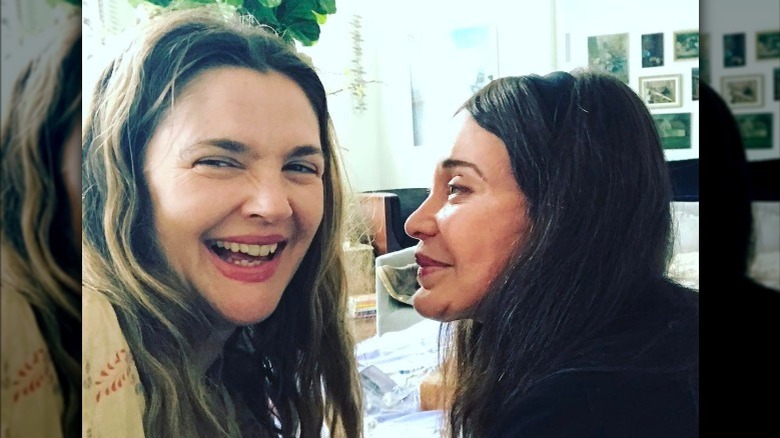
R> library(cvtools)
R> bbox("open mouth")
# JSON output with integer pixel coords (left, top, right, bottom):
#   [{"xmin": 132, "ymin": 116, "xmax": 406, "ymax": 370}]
[{"xmin": 206, "ymin": 240, "xmax": 286, "ymax": 267}]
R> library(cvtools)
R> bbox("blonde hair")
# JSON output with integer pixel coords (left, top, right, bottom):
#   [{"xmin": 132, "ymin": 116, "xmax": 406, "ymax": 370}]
[
  {"xmin": 82, "ymin": 7, "xmax": 361, "ymax": 437},
  {"xmin": 0, "ymin": 14, "xmax": 81, "ymax": 437}
]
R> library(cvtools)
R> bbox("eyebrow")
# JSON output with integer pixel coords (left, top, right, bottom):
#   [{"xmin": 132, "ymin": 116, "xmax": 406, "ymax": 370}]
[
  {"xmin": 184, "ymin": 139, "xmax": 324, "ymax": 159},
  {"xmin": 440, "ymin": 158, "xmax": 485, "ymax": 180}
]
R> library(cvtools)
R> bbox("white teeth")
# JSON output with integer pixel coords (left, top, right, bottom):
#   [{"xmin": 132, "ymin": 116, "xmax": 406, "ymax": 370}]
[{"xmin": 213, "ymin": 240, "xmax": 280, "ymax": 257}]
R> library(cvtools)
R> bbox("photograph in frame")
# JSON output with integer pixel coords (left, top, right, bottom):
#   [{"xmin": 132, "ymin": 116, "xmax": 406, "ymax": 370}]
[
  {"xmin": 673, "ymin": 31, "xmax": 699, "ymax": 60},
  {"xmin": 588, "ymin": 33, "xmax": 629, "ymax": 84},
  {"xmin": 735, "ymin": 113, "xmax": 773, "ymax": 149},
  {"xmin": 692, "ymin": 68, "xmax": 699, "ymax": 101},
  {"xmin": 641, "ymin": 33, "xmax": 664, "ymax": 67},
  {"xmin": 639, "ymin": 74, "xmax": 683, "ymax": 109},
  {"xmin": 652, "ymin": 113, "xmax": 691, "ymax": 150},
  {"xmin": 723, "ymin": 33, "xmax": 746, "ymax": 67},
  {"xmin": 756, "ymin": 30, "xmax": 780, "ymax": 60},
  {"xmin": 721, "ymin": 75, "xmax": 764, "ymax": 108}
]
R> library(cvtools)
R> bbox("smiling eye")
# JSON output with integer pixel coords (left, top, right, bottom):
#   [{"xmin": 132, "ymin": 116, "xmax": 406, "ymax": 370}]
[
  {"xmin": 194, "ymin": 157, "xmax": 238, "ymax": 168},
  {"xmin": 284, "ymin": 162, "xmax": 319, "ymax": 175}
]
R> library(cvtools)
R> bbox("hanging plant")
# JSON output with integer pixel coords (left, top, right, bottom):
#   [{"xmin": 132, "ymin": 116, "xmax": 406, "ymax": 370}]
[{"xmin": 130, "ymin": 0, "xmax": 337, "ymax": 46}]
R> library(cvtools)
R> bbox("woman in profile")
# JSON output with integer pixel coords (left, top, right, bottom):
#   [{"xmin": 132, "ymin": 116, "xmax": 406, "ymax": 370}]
[
  {"xmin": 82, "ymin": 7, "xmax": 362, "ymax": 437},
  {"xmin": 0, "ymin": 13, "xmax": 82, "ymax": 438},
  {"xmin": 405, "ymin": 71, "xmax": 699, "ymax": 437}
]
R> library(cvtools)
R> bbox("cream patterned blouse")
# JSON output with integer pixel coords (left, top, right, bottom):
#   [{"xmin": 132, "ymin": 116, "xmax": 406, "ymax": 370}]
[{"xmin": 82, "ymin": 288, "xmax": 145, "ymax": 437}]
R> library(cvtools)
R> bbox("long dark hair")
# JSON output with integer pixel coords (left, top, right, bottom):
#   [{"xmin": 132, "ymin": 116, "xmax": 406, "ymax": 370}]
[
  {"xmin": 443, "ymin": 71, "xmax": 698, "ymax": 437},
  {"xmin": 0, "ymin": 14, "xmax": 81, "ymax": 437},
  {"xmin": 82, "ymin": 7, "xmax": 361, "ymax": 437}
]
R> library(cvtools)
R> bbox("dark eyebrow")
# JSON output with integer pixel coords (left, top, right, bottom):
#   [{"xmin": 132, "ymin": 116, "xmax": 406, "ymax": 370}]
[
  {"xmin": 186, "ymin": 138, "xmax": 248, "ymax": 155},
  {"xmin": 441, "ymin": 158, "xmax": 485, "ymax": 179},
  {"xmin": 183, "ymin": 139, "xmax": 324, "ymax": 159},
  {"xmin": 287, "ymin": 144, "xmax": 324, "ymax": 160}
]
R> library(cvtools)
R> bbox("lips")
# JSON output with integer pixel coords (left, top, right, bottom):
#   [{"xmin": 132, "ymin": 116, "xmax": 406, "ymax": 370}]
[
  {"xmin": 205, "ymin": 235, "xmax": 287, "ymax": 282},
  {"xmin": 415, "ymin": 252, "xmax": 450, "ymax": 279}
]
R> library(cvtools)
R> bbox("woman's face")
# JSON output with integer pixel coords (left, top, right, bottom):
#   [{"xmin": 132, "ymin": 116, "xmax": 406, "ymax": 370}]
[
  {"xmin": 144, "ymin": 67, "xmax": 325, "ymax": 326},
  {"xmin": 405, "ymin": 114, "xmax": 530, "ymax": 322}
]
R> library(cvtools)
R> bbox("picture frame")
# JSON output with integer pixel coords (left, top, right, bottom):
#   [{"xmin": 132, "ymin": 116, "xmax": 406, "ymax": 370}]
[
  {"xmin": 652, "ymin": 113, "xmax": 691, "ymax": 150},
  {"xmin": 588, "ymin": 33, "xmax": 629, "ymax": 84},
  {"xmin": 641, "ymin": 33, "xmax": 664, "ymax": 67},
  {"xmin": 673, "ymin": 30, "xmax": 699, "ymax": 60},
  {"xmin": 723, "ymin": 33, "xmax": 746, "ymax": 67},
  {"xmin": 692, "ymin": 68, "xmax": 699, "ymax": 101},
  {"xmin": 639, "ymin": 74, "xmax": 682, "ymax": 109},
  {"xmin": 756, "ymin": 30, "xmax": 780, "ymax": 60},
  {"xmin": 721, "ymin": 74, "xmax": 764, "ymax": 108},
  {"xmin": 735, "ymin": 113, "xmax": 773, "ymax": 149},
  {"xmin": 774, "ymin": 68, "xmax": 779, "ymax": 101},
  {"xmin": 699, "ymin": 33, "xmax": 711, "ymax": 84}
]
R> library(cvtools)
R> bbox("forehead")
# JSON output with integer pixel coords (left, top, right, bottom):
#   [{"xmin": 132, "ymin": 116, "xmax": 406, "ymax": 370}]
[{"xmin": 448, "ymin": 114, "xmax": 514, "ymax": 177}]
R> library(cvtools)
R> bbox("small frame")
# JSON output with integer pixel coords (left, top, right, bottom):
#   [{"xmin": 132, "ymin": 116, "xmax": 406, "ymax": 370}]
[
  {"xmin": 692, "ymin": 68, "xmax": 700, "ymax": 101},
  {"xmin": 756, "ymin": 30, "xmax": 780, "ymax": 60},
  {"xmin": 588, "ymin": 33, "xmax": 630, "ymax": 84},
  {"xmin": 641, "ymin": 33, "xmax": 664, "ymax": 67},
  {"xmin": 652, "ymin": 113, "xmax": 691, "ymax": 150},
  {"xmin": 723, "ymin": 33, "xmax": 746, "ymax": 67},
  {"xmin": 673, "ymin": 30, "xmax": 699, "ymax": 60},
  {"xmin": 774, "ymin": 68, "xmax": 779, "ymax": 101},
  {"xmin": 721, "ymin": 75, "xmax": 764, "ymax": 108},
  {"xmin": 639, "ymin": 74, "xmax": 682, "ymax": 109},
  {"xmin": 735, "ymin": 113, "xmax": 773, "ymax": 149}
]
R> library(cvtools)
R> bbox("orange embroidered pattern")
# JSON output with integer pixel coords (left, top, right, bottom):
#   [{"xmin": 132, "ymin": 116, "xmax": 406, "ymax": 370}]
[
  {"xmin": 94, "ymin": 349, "xmax": 137, "ymax": 403},
  {"xmin": 11, "ymin": 348, "xmax": 55, "ymax": 403}
]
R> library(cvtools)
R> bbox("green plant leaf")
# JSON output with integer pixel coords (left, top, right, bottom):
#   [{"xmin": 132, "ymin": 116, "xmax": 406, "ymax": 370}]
[
  {"xmin": 258, "ymin": 0, "xmax": 282, "ymax": 7},
  {"xmin": 285, "ymin": 19, "xmax": 320, "ymax": 46},
  {"xmin": 221, "ymin": 0, "xmax": 244, "ymax": 7},
  {"xmin": 241, "ymin": 0, "xmax": 280, "ymax": 27},
  {"xmin": 313, "ymin": 11, "xmax": 327, "ymax": 25},
  {"xmin": 315, "ymin": 0, "xmax": 336, "ymax": 15}
]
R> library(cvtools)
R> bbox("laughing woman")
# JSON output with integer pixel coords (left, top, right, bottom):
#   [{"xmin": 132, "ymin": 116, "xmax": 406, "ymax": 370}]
[{"xmin": 82, "ymin": 7, "xmax": 361, "ymax": 438}]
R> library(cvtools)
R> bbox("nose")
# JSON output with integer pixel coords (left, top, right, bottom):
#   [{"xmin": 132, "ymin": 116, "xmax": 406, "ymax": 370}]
[
  {"xmin": 404, "ymin": 191, "xmax": 438, "ymax": 240},
  {"xmin": 241, "ymin": 176, "xmax": 293, "ymax": 223}
]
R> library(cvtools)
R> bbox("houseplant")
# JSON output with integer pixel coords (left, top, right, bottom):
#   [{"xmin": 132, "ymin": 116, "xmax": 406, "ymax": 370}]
[{"xmin": 131, "ymin": 0, "xmax": 337, "ymax": 46}]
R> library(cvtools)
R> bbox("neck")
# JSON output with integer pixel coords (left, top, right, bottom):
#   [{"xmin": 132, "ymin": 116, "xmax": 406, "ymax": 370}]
[{"xmin": 195, "ymin": 319, "xmax": 237, "ymax": 375}]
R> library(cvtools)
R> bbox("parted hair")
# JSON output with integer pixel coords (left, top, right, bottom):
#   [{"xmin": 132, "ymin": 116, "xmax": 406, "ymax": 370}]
[{"xmin": 82, "ymin": 7, "xmax": 361, "ymax": 437}]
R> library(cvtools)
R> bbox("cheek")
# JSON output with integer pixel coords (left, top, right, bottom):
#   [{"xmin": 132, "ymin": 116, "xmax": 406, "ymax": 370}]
[{"xmin": 293, "ymin": 185, "xmax": 325, "ymax": 236}]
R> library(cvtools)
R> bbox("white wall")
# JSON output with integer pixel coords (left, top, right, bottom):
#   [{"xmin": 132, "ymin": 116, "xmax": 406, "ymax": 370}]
[
  {"xmin": 306, "ymin": 0, "xmax": 557, "ymax": 191},
  {"xmin": 702, "ymin": 0, "xmax": 780, "ymax": 161},
  {"xmin": 555, "ymin": 0, "xmax": 700, "ymax": 162}
]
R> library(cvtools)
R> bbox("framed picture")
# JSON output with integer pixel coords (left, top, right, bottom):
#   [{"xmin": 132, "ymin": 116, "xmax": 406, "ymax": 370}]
[
  {"xmin": 673, "ymin": 30, "xmax": 699, "ymax": 60},
  {"xmin": 652, "ymin": 113, "xmax": 691, "ymax": 150},
  {"xmin": 735, "ymin": 113, "xmax": 773, "ymax": 149},
  {"xmin": 723, "ymin": 33, "xmax": 746, "ymax": 67},
  {"xmin": 774, "ymin": 68, "xmax": 779, "ymax": 101},
  {"xmin": 639, "ymin": 74, "xmax": 682, "ymax": 109},
  {"xmin": 641, "ymin": 33, "xmax": 664, "ymax": 67},
  {"xmin": 721, "ymin": 75, "xmax": 764, "ymax": 108},
  {"xmin": 756, "ymin": 30, "xmax": 780, "ymax": 60},
  {"xmin": 692, "ymin": 68, "xmax": 700, "ymax": 101},
  {"xmin": 588, "ymin": 33, "xmax": 629, "ymax": 83}
]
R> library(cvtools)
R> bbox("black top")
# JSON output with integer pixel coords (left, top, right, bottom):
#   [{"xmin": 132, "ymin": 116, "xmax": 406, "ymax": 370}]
[{"xmin": 496, "ymin": 282, "xmax": 699, "ymax": 437}]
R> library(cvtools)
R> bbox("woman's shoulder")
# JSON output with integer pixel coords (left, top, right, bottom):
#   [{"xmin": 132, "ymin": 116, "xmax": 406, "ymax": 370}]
[
  {"xmin": 1, "ymin": 289, "xmax": 65, "ymax": 437},
  {"xmin": 498, "ymin": 368, "xmax": 698, "ymax": 437},
  {"xmin": 82, "ymin": 288, "xmax": 146, "ymax": 437}
]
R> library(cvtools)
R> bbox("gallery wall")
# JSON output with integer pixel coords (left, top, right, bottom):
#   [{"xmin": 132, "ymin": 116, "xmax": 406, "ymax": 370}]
[{"xmin": 702, "ymin": 0, "xmax": 779, "ymax": 161}]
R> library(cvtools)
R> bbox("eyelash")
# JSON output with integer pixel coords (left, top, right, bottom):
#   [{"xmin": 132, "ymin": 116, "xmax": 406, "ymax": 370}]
[
  {"xmin": 194, "ymin": 158, "xmax": 238, "ymax": 168},
  {"xmin": 447, "ymin": 183, "xmax": 471, "ymax": 196},
  {"xmin": 284, "ymin": 162, "xmax": 319, "ymax": 175}
]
